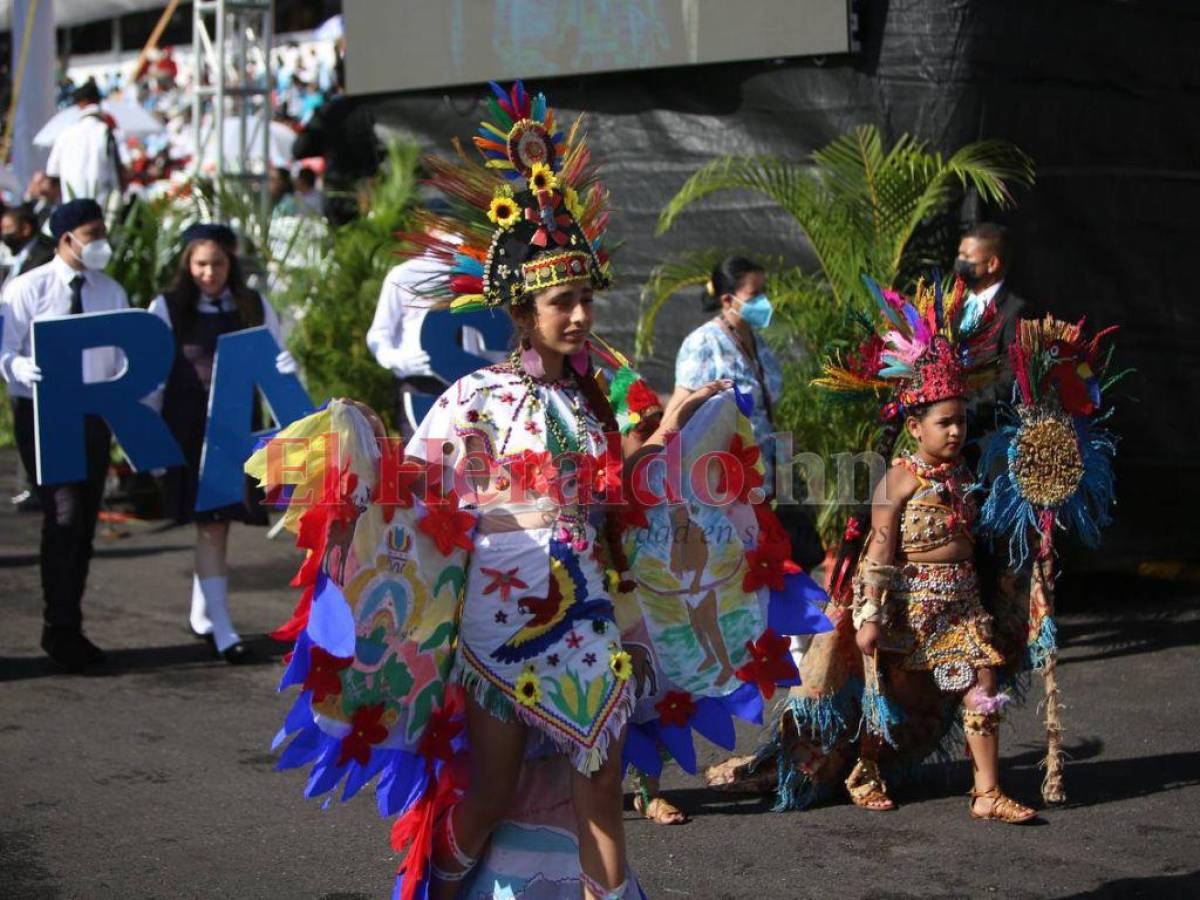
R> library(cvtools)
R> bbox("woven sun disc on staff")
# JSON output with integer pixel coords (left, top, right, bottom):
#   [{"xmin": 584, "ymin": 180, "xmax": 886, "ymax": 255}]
[{"xmin": 1011, "ymin": 411, "xmax": 1085, "ymax": 508}]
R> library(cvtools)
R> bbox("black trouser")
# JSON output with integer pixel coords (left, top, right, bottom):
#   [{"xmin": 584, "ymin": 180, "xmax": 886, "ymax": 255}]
[{"xmin": 12, "ymin": 397, "xmax": 111, "ymax": 632}]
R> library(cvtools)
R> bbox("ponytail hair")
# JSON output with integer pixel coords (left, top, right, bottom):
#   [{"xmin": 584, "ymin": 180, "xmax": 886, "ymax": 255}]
[
  {"xmin": 571, "ymin": 361, "xmax": 634, "ymax": 586},
  {"xmin": 700, "ymin": 256, "xmax": 765, "ymax": 312},
  {"xmin": 828, "ymin": 414, "xmax": 905, "ymax": 602}
]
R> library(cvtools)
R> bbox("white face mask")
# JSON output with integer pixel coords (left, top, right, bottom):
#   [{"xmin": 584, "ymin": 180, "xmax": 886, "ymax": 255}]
[{"xmin": 68, "ymin": 233, "xmax": 113, "ymax": 271}]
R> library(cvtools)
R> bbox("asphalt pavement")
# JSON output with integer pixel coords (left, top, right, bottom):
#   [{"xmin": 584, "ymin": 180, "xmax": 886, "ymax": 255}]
[{"xmin": 1, "ymin": 449, "xmax": 1198, "ymax": 899}]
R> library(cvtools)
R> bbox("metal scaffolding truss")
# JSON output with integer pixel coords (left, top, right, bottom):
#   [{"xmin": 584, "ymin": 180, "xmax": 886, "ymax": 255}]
[{"xmin": 191, "ymin": 0, "xmax": 274, "ymax": 218}]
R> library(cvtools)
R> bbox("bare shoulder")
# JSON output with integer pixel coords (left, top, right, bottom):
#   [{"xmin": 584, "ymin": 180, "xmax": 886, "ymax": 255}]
[{"xmin": 874, "ymin": 462, "xmax": 918, "ymax": 506}]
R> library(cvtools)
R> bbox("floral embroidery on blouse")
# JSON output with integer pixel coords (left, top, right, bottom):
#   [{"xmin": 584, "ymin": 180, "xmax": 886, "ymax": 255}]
[{"xmin": 674, "ymin": 320, "xmax": 784, "ymax": 476}]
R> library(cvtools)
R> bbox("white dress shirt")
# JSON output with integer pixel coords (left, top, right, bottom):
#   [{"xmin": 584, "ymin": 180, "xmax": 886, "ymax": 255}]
[
  {"xmin": 963, "ymin": 279, "xmax": 1004, "ymax": 328},
  {"xmin": 366, "ymin": 256, "xmax": 504, "ymax": 374},
  {"xmin": 0, "ymin": 254, "xmax": 130, "ymax": 399},
  {"xmin": 146, "ymin": 290, "xmax": 282, "ymax": 343},
  {"xmin": 45, "ymin": 105, "xmax": 126, "ymax": 202}
]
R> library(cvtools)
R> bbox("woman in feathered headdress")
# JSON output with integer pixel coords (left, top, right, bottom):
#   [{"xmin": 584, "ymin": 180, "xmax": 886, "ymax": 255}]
[{"xmin": 248, "ymin": 81, "xmax": 832, "ymax": 899}]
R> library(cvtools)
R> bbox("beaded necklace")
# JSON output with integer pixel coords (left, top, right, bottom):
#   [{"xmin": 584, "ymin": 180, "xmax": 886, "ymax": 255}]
[
  {"xmin": 511, "ymin": 349, "xmax": 591, "ymax": 550},
  {"xmin": 897, "ymin": 452, "xmax": 974, "ymax": 529}
]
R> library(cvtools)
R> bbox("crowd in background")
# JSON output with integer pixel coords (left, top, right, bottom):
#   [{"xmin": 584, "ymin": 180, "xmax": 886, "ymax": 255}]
[{"xmin": 0, "ymin": 32, "xmax": 345, "ymax": 273}]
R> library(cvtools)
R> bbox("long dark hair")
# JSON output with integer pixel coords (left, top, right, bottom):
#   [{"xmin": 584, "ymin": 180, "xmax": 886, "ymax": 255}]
[
  {"xmin": 506, "ymin": 286, "xmax": 634, "ymax": 582},
  {"xmin": 163, "ymin": 238, "xmax": 264, "ymax": 336},
  {"xmin": 827, "ymin": 415, "xmax": 905, "ymax": 602},
  {"xmin": 701, "ymin": 256, "xmax": 765, "ymax": 312}
]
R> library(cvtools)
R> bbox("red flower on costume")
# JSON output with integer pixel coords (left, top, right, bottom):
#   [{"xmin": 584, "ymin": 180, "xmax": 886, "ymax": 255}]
[
  {"xmin": 373, "ymin": 443, "xmax": 422, "ymax": 523},
  {"xmin": 715, "ymin": 433, "xmax": 764, "ymax": 502},
  {"xmin": 655, "ymin": 690, "xmax": 697, "ymax": 728},
  {"xmin": 753, "ymin": 501, "xmax": 789, "ymax": 547},
  {"xmin": 480, "ymin": 566, "xmax": 528, "ymax": 602},
  {"xmin": 509, "ymin": 449, "xmax": 557, "ymax": 498},
  {"xmin": 418, "ymin": 492, "xmax": 475, "ymax": 556},
  {"xmin": 418, "ymin": 703, "xmax": 464, "ymax": 765},
  {"xmin": 337, "ymin": 703, "xmax": 389, "ymax": 766},
  {"xmin": 303, "ymin": 646, "xmax": 353, "ymax": 702},
  {"xmin": 587, "ymin": 443, "xmax": 623, "ymax": 500},
  {"xmin": 734, "ymin": 628, "xmax": 794, "ymax": 700}
]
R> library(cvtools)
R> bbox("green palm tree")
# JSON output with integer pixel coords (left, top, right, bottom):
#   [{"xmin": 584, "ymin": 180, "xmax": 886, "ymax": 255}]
[{"xmin": 639, "ymin": 125, "xmax": 1034, "ymax": 546}]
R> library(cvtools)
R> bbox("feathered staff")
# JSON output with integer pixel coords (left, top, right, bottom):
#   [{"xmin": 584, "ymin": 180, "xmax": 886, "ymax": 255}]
[{"xmin": 976, "ymin": 315, "xmax": 1126, "ymax": 803}]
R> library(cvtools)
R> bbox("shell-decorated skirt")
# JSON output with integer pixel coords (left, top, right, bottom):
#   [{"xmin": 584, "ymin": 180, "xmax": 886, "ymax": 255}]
[{"xmin": 884, "ymin": 559, "xmax": 1005, "ymax": 692}]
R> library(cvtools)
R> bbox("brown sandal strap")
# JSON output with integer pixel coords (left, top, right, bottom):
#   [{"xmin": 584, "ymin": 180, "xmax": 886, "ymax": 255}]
[
  {"xmin": 846, "ymin": 760, "xmax": 893, "ymax": 808},
  {"xmin": 635, "ymin": 795, "xmax": 687, "ymax": 823},
  {"xmin": 969, "ymin": 787, "xmax": 1033, "ymax": 823}
]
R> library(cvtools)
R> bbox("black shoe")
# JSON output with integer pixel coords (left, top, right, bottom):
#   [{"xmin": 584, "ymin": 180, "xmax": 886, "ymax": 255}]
[
  {"xmin": 185, "ymin": 622, "xmax": 213, "ymax": 641},
  {"xmin": 78, "ymin": 634, "xmax": 107, "ymax": 664},
  {"xmin": 218, "ymin": 641, "xmax": 254, "ymax": 665},
  {"xmin": 40, "ymin": 628, "xmax": 89, "ymax": 673}
]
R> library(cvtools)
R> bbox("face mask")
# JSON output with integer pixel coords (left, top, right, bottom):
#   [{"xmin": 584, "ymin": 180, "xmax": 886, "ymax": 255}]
[
  {"xmin": 953, "ymin": 257, "xmax": 983, "ymax": 288},
  {"xmin": 69, "ymin": 233, "xmax": 113, "ymax": 271},
  {"xmin": 1, "ymin": 234, "xmax": 24, "ymax": 254},
  {"xmin": 736, "ymin": 293, "xmax": 774, "ymax": 330}
]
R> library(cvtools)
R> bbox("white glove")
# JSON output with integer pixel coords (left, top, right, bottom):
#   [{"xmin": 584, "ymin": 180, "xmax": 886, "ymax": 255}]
[
  {"xmin": 381, "ymin": 347, "xmax": 433, "ymax": 379},
  {"xmin": 275, "ymin": 349, "xmax": 298, "ymax": 375},
  {"xmin": 10, "ymin": 356, "xmax": 43, "ymax": 388}
]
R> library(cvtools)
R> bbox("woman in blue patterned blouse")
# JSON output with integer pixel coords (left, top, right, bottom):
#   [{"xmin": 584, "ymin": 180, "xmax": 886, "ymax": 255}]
[{"xmin": 672, "ymin": 256, "xmax": 783, "ymax": 487}]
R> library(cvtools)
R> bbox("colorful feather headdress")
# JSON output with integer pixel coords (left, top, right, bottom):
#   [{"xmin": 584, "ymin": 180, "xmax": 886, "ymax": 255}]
[
  {"xmin": 396, "ymin": 81, "xmax": 611, "ymax": 314},
  {"xmin": 814, "ymin": 275, "xmax": 1003, "ymax": 414}
]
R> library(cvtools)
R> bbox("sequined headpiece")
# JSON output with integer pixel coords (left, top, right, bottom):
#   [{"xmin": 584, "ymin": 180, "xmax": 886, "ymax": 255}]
[
  {"xmin": 814, "ymin": 275, "xmax": 1002, "ymax": 415},
  {"xmin": 397, "ymin": 81, "xmax": 611, "ymax": 314}
]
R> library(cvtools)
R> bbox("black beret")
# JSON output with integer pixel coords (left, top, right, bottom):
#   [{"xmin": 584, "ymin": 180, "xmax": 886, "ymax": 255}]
[
  {"xmin": 49, "ymin": 198, "xmax": 104, "ymax": 240},
  {"xmin": 180, "ymin": 222, "xmax": 238, "ymax": 250}
]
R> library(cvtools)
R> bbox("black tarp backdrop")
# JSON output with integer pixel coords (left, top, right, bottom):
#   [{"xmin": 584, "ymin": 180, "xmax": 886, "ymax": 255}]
[{"xmin": 353, "ymin": 0, "xmax": 1200, "ymax": 566}]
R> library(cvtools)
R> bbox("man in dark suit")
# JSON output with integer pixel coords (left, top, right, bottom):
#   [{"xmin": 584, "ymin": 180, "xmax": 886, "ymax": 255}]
[
  {"xmin": 2, "ymin": 205, "xmax": 57, "ymax": 512},
  {"xmin": 954, "ymin": 221, "xmax": 1037, "ymax": 454},
  {"xmin": 954, "ymin": 222, "xmax": 1027, "ymax": 357},
  {"xmin": 3, "ymin": 205, "xmax": 57, "ymax": 279}
]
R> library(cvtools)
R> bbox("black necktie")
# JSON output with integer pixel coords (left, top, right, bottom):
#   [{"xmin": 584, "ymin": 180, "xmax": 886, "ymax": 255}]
[{"xmin": 69, "ymin": 275, "xmax": 85, "ymax": 315}]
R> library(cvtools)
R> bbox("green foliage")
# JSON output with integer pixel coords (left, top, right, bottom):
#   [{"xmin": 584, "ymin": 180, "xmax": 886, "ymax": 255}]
[
  {"xmin": 647, "ymin": 125, "xmax": 1034, "ymax": 547},
  {"xmin": 280, "ymin": 139, "xmax": 421, "ymax": 424}
]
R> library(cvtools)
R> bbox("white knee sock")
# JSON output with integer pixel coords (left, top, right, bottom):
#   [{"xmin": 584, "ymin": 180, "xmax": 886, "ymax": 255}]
[
  {"xmin": 190, "ymin": 574, "xmax": 213, "ymax": 635},
  {"xmin": 198, "ymin": 575, "xmax": 240, "ymax": 652}
]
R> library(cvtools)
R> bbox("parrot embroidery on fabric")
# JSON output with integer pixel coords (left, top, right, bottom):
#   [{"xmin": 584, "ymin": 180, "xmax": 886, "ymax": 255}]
[{"xmin": 491, "ymin": 544, "xmax": 613, "ymax": 664}]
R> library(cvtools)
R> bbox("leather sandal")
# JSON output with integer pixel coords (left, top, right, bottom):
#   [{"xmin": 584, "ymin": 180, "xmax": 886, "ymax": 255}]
[
  {"xmin": 633, "ymin": 793, "xmax": 688, "ymax": 825},
  {"xmin": 969, "ymin": 786, "xmax": 1035, "ymax": 823},
  {"xmin": 845, "ymin": 759, "xmax": 895, "ymax": 811}
]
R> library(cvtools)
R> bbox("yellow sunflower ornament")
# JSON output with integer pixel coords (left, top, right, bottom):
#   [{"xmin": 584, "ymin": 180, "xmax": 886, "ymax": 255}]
[
  {"xmin": 528, "ymin": 161, "xmax": 559, "ymax": 193},
  {"xmin": 609, "ymin": 648, "xmax": 632, "ymax": 682},
  {"xmin": 515, "ymin": 667, "xmax": 542, "ymax": 707},
  {"xmin": 487, "ymin": 187, "xmax": 521, "ymax": 228}
]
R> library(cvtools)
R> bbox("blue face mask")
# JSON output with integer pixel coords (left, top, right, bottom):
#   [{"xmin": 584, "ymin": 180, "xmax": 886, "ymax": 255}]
[{"xmin": 736, "ymin": 293, "xmax": 773, "ymax": 330}]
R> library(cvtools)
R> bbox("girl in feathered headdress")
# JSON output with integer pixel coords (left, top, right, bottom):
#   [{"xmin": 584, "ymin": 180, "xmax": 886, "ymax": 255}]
[{"xmin": 709, "ymin": 276, "xmax": 1037, "ymax": 824}]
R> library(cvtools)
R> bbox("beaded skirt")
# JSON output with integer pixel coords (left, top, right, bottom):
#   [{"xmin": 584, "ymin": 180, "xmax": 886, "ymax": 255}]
[{"xmin": 884, "ymin": 559, "xmax": 1004, "ymax": 692}]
